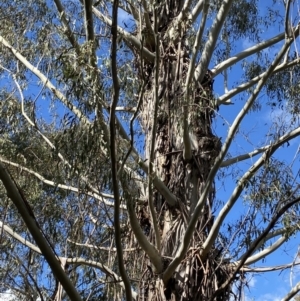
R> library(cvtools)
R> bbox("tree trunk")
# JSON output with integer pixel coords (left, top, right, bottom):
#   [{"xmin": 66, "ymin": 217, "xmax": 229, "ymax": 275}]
[{"xmin": 131, "ymin": 4, "xmax": 233, "ymax": 301}]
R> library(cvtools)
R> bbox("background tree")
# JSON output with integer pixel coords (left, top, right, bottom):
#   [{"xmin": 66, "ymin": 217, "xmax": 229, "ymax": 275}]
[{"xmin": 0, "ymin": 0, "xmax": 300, "ymax": 300}]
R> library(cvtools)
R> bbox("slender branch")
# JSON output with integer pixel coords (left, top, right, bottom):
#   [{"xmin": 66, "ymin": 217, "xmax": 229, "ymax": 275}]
[
  {"xmin": 221, "ymin": 122, "xmax": 300, "ymax": 167},
  {"xmin": 194, "ymin": 0, "xmax": 234, "ymax": 83},
  {"xmin": 110, "ymin": 1, "xmax": 132, "ymax": 299},
  {"xmin": 183, "ymin": 0, "xmax": 209, "ymax": 160},
  {"xmin": 0, "ymin": 163, "xmax": 83, "ymax": 301},
  {"xmin": 0, "ymin": 36, "xmax": 89, "ymax": 124},
  {"xmin": 0, "ymin": 157, "xmax": 119, "ymax": 208},
  {"xmin": 242, "ymin": 228, "xmax": 288, "ymax": 256},
  {"xmin": 241, "ymin": 262, "xmax": 300, "ymax": 273},
  {"xmin": 66, "ymin": 258, "xmax": 137, "ymax": 300},
  {"xmin": 241, "ymin": 236, "xmax": 287, "ymax": 266},
  {"xmin": 147, "ymin": 8, "xmax": 161, "ymax": 251},
  {"xmin": 211, "ymin": 31, "xmax": 287, "ymax": 76},
  {"xmin": 92, "ymin": 7, "xmax": 155, "ymax": 62},
  {"xmin": 126, "ymin": 196, "xmax": 163, "ymax": 272},
  {"xmin": 220, "ymin": 147, "xmax": 267, "ymax": 167},
  {"xmin": 0, "ymin": 221, "xmax": 42, "ymax": 254},
  {"xmin": 53, "ymin": 0, "xmax": 80, "ymax": 53},
  {"xmin": 67, "ymin": 240, "xmax": 137, "ymax": 252},
  {"xmin": 83, "ymin": 0, "xmax": 94, "ymax": 42},
  {"xmin": 191, "ymin": 0, "xmax": 205, "ymax": 23},
  {"xmin": 217, "ymin": 58, "xmax": 300, "ymax": 105},
  {"xmin": 212, "ymin": 196, "xmax": 300, "ymax": 300},
  {"xmin": 278, "ymin": 281, "xmax": 300, "ymax": 301}
]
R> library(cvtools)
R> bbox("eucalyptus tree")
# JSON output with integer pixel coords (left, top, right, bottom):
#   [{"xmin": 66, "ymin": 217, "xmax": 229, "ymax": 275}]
[{"xmin": 0, "ymin": 0, "xmax": 300, "ymax": 300}]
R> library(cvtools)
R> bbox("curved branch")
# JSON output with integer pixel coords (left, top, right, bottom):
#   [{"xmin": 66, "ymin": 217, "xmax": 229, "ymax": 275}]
[
  {"xmin": 110, "ymin": 1, "xmax": 132, "ymax": 299},
  {"xmin": 277, "ymin": 278, "xmax": 300, "ymax": 300},
  {"xmin": 126, "ymin": 197, "xmax": 163, "ymax": 272},
  {"xmin": 67, "ymin": 239, "xmax": 137, "ymax": 252},
  {"xmin": 191, "ymin": 0, "xmax": 205, "ymax": 23},
  {"xmin": 212, "ymin": 33, "xmax": 284, "ymax": 76},
  {"xmin": 0, "ymin": 221, "xmax": 42, "ymax": 254},
  {"xmin": 66, "ymin": 258, "xmax": 137, "ymax": 300},
  {"xmin": 245, "ymin": 228, "xmax": 288, "ymax": 255},
  {"xmin": 220, "ymin": 147, "xmax": 267, "ymax": 167}
]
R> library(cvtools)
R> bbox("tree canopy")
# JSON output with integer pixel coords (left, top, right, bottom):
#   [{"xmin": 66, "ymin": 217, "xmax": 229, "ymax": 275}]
[{"xmin": 0, "ymin": 0, "xmax": 300, "ymax": 300}]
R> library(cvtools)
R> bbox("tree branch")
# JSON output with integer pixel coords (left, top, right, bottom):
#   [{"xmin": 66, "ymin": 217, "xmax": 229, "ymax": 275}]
[
  {"xmin": 241, "ymin": 262, "xmax": 300, "ymax": 273},
  {"xmin": 217, "ymin": 58, "xmax": 300, "ymax": 106},
  {"xmin": 241, "ymin": 236, "xmax": 287, "ymax": 266},
  {"xmin": 0, "ymin": 157, "xmax": 119, "ymax": 208},
  {"xmin": 212, "ymin": 32, "xmax": 285, "ymax": 76},
  {"xmin": 191, "ymin": 0, "xmax": 205, "ymax": 23},
  {"xmin": 281, "ymin": 282, "xmax": 300, "ymax": 301},
  {"xmin": 53, "ymin": 0, "xmax": 80, "ymax": 53},
  {"xmin": 83, "ymin": 0, "xmax": 94, "ymax": 42},
  {"xmin": 66, "ymin": 258, "xmax": 137, "ymax": 300},
  {"xmin": 0, "ymin": 163, "xmax": 83, "ymax": 301},
  {"xmin": 220, "ymin": 122, "xmax": 300, "ymax": 167},
  {"xmin": 92, "ymin": 7, "xmax": 155, "ymax": 63},
  {"xmin": 67, "ymin": 239, "xmax": 137, "ymax": 252},
  {"xmin": 0, "ymin": 36, "xmax": 89, "ymax": 124},
  {"xmin": 147, "ymin": 9, "xmax": 161, "ymax": 251},
  {"xmin": 194, "ymin": 0, "xmax": 234, "ymax": 83},
  {"xmin": 110, "ymin": 1, "xmax": 132, "ymax": 299},
  {"xmin": 126, "ymin": 196, "xmax": 163, "ymax": 272}
]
